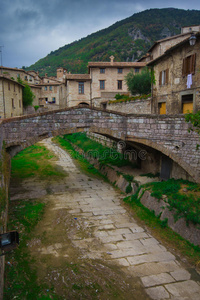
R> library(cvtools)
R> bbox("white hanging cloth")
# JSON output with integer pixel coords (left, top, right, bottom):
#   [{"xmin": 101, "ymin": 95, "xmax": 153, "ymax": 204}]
[{"xmin": 187, "ymin": 74, "xmax": 192, "ymax": 89}]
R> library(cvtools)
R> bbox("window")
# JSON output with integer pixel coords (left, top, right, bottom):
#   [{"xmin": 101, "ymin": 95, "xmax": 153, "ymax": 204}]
[
  {"xmin": 8, "ymin": 82, "xmax": 10, "ymax": 91},
  {"xmin": 100, "ymin": 68, "xmax": 105, "ymax": 74},
  {"xmin": 14, "ymin": 84, "xmax": 15, "ymax": 92},
  {"xmin": 118, "ymin": 80, "xmax": 122, "ymax": 90},
  {"xmin": 159, "ymin": 69, "xmax": 169, "ymax": 86},
  {"xmin": 182, "ymin": 94, "xmax": 193, "ymax": 114},
  {"xmin": 12, "ymin": 99, "xmax": 15, "ymax": 109},
  {"xmin": 79, "ymin": 82, "xmax": 84, "ymax": 94},
  {"xmin": 158, "ymin": 102, "xmax": 166, "ymax": 115},
  {"xmin": 52, "ymin": 97, "xmax": 56, "ymax": 103},
  {"xmin": 118, "ymin": 68, "xmax": 123, "ymax": 74},
  {"xmin": 19, "ymin": 100, "xmax": 21, "ymax": 108},
  {"xmin": 182, "ymin": 54, "xmax": 196, "ymax": 76},
  {"xmin": 44, "ymin": 86, "xmax": 47, "ymax": 91},
  {"xmin": 29, "ymin": 76, "xmax": 32, "ymax": 82},
  {"xmin": 49, "ymin": 86, "xmax": 52, "ymax": 91},
  {"xmin": 100, "ymin": 80, "xmax": 105, "ymax": 90},
  {"xmin": 135, "ymin": 68, "xmax": 139, "ymax": 73},
  {"xmin": 24, "ymin": 75, "xmax": 28, "ymax": 81}
]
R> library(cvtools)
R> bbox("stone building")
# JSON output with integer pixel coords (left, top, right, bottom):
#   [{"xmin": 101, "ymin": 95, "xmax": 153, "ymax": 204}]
[
  {"xmin": 138, "ymin": 25, "xmax": 200, "ymax": 63},
  {"xmin": 38, "ymin": 74, "xmax": 67, "ymax": 108},
  {"xmin": 0, "ymin": 75, "xmax": 23, "ymax": 119},
  {"xmin": 66, "ymin": 74, "xmax": 91, "ymax": 107},
  {"xmin": 0, "ymin": 67, "xmax": 41, "ymax": 85},
  {"xmin": 148, "ymin": 32, "xmax": 200, "ymax": 114},
  {"xmin": 88, "ymin": 55, "xmax": 146, "ymax": 108}
]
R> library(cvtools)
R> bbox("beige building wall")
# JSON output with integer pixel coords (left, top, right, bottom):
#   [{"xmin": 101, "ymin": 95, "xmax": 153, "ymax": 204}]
[
  {"xmin": 0, "ymin": 77, "xmax": 23, "ymax": 119},
  {"xmin": 150, "ymin": 36, "xmax": 200, "ymax": 114},
  {"xmin": 39, "ymin": 82, "xmax": 67, "ymax": 108},
  {"xmin": 89, "ymin": 58, "xmax": 145, "ymax": 107},
  {"xmin": 67, "ymin": 80, "xmax": 91, "ymax": 107},
  {"xmin": 181, "ymin": 25, "xmax": 200, "ymax": 34}
]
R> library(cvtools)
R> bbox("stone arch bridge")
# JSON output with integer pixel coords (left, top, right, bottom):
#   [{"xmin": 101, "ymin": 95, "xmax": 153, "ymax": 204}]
[{"xmin": 0, "ymin": 106, "xmax": 199, "ymax": 182}]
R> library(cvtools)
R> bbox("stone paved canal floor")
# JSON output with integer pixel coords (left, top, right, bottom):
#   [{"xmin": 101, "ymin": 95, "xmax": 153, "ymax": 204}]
[{"xmin": 17, "ymin": 138, "xmax": 200, "ymax": 299}]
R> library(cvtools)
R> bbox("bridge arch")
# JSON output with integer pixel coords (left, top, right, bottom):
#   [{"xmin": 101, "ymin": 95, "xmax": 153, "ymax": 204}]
[{"xmin": 1, "ymin": 106, "xmax": 200, "ymax": 182}]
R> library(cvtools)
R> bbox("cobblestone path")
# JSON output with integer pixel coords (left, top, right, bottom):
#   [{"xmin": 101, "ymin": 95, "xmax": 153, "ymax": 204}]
[{"xmin": 42, "ymin": 138, "xmax": 200, "ymax": 300}]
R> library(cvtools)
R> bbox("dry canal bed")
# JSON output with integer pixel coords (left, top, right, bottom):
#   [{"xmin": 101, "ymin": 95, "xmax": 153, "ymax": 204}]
[{"xmin": 4, "ymin": 138, "xmax": 200, "ymax": 300}]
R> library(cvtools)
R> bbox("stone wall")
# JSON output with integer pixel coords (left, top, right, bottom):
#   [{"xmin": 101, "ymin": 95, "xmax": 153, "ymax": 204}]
[
  {"xmin": 0, "ymin": 124, "xmax": 11, "ymax": 300},
  {"xmin": 107, "ymin": 98, "xmax": 152, "ymax": 114},
  {"xmin": 139, "ymin": 189, "xmax": 200, "ymax": 246}
]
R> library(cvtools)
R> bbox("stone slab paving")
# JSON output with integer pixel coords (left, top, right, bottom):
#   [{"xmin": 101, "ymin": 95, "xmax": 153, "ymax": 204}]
[{"xmin": 42, "ymin": 138, "xmax": 200, "ymax": 300}]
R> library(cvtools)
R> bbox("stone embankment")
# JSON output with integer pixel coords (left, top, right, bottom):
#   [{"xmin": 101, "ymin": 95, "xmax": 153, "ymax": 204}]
[{"xmin": 71, "ymin": 142, "xmax": 200, "ymax": 246}]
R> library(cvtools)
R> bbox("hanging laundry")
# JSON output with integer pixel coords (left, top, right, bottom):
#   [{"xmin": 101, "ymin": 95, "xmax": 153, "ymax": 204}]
[{"xmin": 187, "ymin": 74, "xmax": 192, "ymax": 89}]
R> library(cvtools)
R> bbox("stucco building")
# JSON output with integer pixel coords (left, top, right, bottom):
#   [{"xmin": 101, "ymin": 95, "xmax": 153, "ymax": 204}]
[
  {"xmin": 88, "ymin": 55, "xmax": 146, "ymax": 108},
  {"xmin": 66, "ymin": 74, "xmax": 91, "ymax": 107},
  {"xmin": 0, "ymin": 76, "xmax": 23, "ymax": 119},
  {"xmin": 148, "ymin": 32, "xmax": 200, "ymax": 115}
]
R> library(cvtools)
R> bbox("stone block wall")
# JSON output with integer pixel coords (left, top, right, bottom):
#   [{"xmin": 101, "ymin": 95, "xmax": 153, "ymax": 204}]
[{"xmin": 107, "ymin": 98, "xmax": 152, "ymax": 114}]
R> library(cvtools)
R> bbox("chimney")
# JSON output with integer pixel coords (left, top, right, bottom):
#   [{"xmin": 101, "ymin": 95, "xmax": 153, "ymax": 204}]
[{"xmin": 110, "ymin": 55, "xmax": 114, "ymax": 65}]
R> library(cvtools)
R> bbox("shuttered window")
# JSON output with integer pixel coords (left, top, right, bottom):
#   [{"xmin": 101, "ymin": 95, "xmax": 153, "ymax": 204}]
[
  {"xmin": 159, "ymin": 69, "xmax": 169, "ymax": 86},
  {"xmin": 182, "ymin": 54, "xmax": 196, "ymax": 76}
]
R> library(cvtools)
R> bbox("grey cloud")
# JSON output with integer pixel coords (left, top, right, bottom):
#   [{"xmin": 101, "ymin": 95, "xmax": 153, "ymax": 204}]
[{"xmin": 0, "ymin": 0, "xmax": 200, "ymax": 68}]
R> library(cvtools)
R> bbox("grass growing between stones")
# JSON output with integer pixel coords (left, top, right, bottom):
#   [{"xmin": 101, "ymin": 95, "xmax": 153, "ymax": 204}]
[
  {"xmin": 11, "ymin": 144, "xmax": 67, "ymax": 181},
  {"xmin": 123, "ymin": 193, "xmax": 200, "ymax": 268}
]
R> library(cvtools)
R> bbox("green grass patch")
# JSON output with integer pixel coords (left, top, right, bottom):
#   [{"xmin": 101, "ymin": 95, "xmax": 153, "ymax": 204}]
[
  {"xmin": 11, "ymin": 144, "xmax": 67, "ymax": 180},
  {"xmin": 4, "ymin": 199, "xmax": 60, "ymax": 299},
  {"xmin": 52, "ymin": 136, "xmax": 107, "ymax": 180},
  {"xmin": 147, "ymin": 179, "xmax": 200, "ymax": 225},
  {"xmin": 123, "ymin": 193, "xmax": 200, "ymax": 266},
  {"xmin": 61, "ymin": 132, "xmax": 136, "ymax": 168}
]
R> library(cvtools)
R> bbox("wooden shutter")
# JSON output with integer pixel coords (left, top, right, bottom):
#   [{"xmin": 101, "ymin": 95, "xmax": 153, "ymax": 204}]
[
  {"xmin": 182, "ymin": 58, "xmax": 186, "ymax": 76},
  {"xmin": 191, "ymin": 53, "xmax": 196, "ymax": 74},
  {"xmin": 159, "ymin": 71, "xmax": 162, "ymax": 85},
  {"xmin": 165, "ymin": 69, "xmax": 169, "ymax": 84}
]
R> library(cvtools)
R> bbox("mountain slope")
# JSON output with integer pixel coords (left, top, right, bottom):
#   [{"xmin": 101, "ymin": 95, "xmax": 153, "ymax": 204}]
[{"xmin": 27, "ymin": 8, "xmax": 200, "ymax": 76}]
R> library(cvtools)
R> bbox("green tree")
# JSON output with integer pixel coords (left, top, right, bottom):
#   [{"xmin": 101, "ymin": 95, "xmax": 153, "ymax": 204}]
[
  {"xmin": 185, "ymin": 111, "xmax": 200, "ymax": 149},
  {"xmin": 125, "ymin": 67, "xmax": 152, "ymax": 95},
  {"xmin": 17, "ymin": 77, "xmax": 35, "ymax": 107}
]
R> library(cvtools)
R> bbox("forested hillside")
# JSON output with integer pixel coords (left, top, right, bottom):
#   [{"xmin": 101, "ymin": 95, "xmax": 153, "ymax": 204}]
[{"xmin": 26, "ymin": 8, "xmax": 200, "ymax": 76}]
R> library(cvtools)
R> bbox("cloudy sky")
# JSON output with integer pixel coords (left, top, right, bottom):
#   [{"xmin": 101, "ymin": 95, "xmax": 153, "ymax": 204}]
[{"xmin": 0, "ymin": 0, "xmax": 200, "ymax": 68}]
